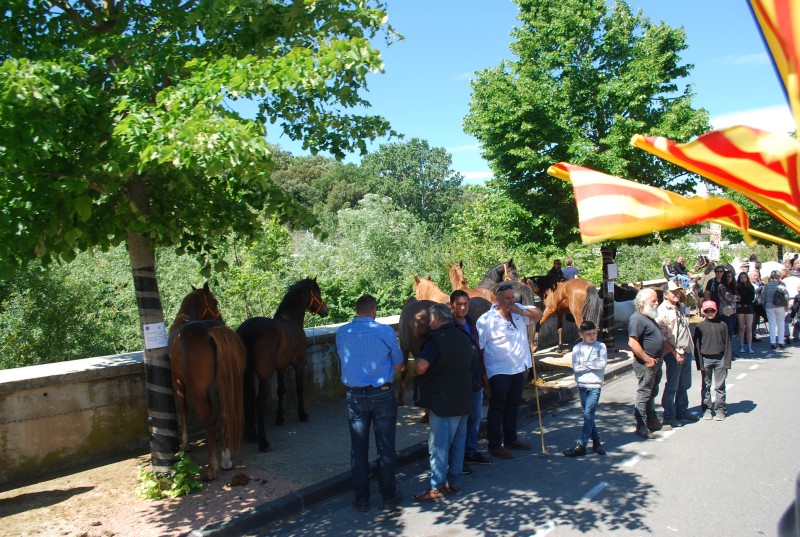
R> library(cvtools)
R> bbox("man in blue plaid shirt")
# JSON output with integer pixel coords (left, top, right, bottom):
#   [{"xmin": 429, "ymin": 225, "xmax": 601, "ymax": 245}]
[{"xmin": 336, "ymin": 294, "xmax": 404, "ymax": 512}]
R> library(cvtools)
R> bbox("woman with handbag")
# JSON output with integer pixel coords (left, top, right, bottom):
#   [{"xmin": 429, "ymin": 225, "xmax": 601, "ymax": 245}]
[
  {"xmin": 762, "ymin": 270, "xmax": 790, "ymax": 350},
  {"xmin": 736, "ymin": 272, "xmax": 756, "ymax": 354}
]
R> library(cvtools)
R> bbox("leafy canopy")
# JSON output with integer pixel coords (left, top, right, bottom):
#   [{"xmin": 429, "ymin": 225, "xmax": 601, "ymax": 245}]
[
  {"xmin": 0, "ymin": 0, "xmax": 397, "ymax": 276},
  {"xmin": 464, "ymin": 0, "xmax": 710, "ymax": 246}
]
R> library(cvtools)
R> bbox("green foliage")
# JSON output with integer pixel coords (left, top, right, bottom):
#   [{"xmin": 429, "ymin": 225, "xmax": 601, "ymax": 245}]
[
  {"xmin": 1, "ymin": 0, "xmax": 397, "ymax": 278},
  {"xmin": 464, "ymin": 0, "xmax": 710, "ymax": 247},
  {"xmin": 136, "ymin": 451, "xmax": 202, "ymax": 500},
  {"xmin": 362, "ymin": 138, "xmax": 464, "ymax": 236},
  {"xmin": 293, "ymin": 194, "xmax": 442, "ymax": 321}
]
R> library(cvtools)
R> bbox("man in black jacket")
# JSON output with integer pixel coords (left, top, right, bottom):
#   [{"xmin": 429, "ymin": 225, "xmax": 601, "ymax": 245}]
[{"xmin": 412, "ymin": 303, "xmax": 475, "ymax": 502}]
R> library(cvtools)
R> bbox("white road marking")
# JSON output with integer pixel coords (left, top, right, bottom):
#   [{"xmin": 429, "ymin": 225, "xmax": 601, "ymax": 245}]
[
  {"xmin": 749, "ymin": 364, "xmax": 759, "ymax": 370},
  {"xmin": 656, "ymin": 429, "xmax": 676, "ymax": 442},
  {"xmin": 580, "ymin": 481, "xmax": 608, "ymax": 503},
  {"xmin": 727, "ymin": 383, "xmax": 735, "ymax": 390},
  {"xmin": 622, "ymin": 452, "xmax": 645, "ymax": 467},
  {"xmin": 530, "ymin": 520, "xmax": 557, "ymax": 536},
  {"xmin": 736, "ymin": 373, "xmax": 748, "ymax": 380}
]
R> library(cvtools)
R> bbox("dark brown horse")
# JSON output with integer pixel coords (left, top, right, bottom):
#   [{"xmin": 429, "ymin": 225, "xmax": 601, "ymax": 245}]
[
  {"xmin": 168, "ymin": 283, "xmax": 245, "ymax": 480},
  {"xmin": 236, "ymin": 278, "xmax": 329, "ymax": 452},
  {"xmin": 477, "ymin": 259, "xmax": 535, "ymax": 306},
  {"xmin": 536, "ymin": 278, "xmax": 602, "ymax": 353}
]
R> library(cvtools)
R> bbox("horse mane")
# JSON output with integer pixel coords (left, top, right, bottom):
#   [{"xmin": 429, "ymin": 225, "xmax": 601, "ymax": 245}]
[{"xmin": 275, "ymin": 278, "xmax": 319, "ymax": 317}]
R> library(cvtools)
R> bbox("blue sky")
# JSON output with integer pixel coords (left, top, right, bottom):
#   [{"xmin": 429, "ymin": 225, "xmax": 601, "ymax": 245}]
[{"xmin": 267, "ymin": 0, "xmax": 792, "ymax": 184}]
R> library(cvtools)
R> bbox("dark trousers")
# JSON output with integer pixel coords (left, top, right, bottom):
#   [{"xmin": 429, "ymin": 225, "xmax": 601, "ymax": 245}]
[
  {"xmin": 487, "ymin": 372, "xmax": 524, "ymax": 449},
  {"xmin": 346, "ymin": 386, "xmax": 398, "ymax": 503},
  {"xmin": 701, "ymin": 357, "xmax": 727, "ymax": 414},
  {"xmin": 632, "ymin": 358, "xmax": 663, "ymax": 424}
]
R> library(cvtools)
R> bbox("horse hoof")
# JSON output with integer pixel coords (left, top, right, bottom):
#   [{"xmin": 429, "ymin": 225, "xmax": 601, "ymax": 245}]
[
  {"xmin": 556, "ymin": 348, "xmax": 566, "ymax": 355},
  {"xmin": 202, "ymin": 467, "xmax": 217, "ymax": 481}
]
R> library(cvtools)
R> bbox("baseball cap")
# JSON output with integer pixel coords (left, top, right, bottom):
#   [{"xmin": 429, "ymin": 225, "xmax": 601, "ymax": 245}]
[
  {"xmin": 701, "ymin": 300, "xmax": 718, "ymax": 312},
  {"xmin": 665, "ymin": 280, "xmax": 683, "ymax": 293}
]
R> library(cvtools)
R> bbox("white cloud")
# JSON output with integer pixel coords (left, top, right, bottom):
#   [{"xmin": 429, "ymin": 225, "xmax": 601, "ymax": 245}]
[
  {"xmin": 720, "ymin": 52, "xmax": 770, "ymax": 66},
  {"xmin": 710, "ymin": 104, "xmax": 795, "ymax": 134}
]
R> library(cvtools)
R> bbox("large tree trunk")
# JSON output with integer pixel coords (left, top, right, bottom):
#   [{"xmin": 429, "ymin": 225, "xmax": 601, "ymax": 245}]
[
  {"xmin": 127, "ymin": 175, "xmax": 179, "ymax": 473},
  {"xmin": 601, "ymin": 246, "xmax": 616, "ymax": 351}
]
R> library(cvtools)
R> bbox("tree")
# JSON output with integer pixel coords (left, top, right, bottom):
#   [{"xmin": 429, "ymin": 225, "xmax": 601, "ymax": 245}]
[
  {"xmin": 1, "ymin": 0, "xmax": 395, "ymax": 471},
  {"xmin": 362, "ymin": 138, "xmax": 463, "ymax": 235},
  {"xmin": 464, "ymin": 0, "xmax": 710, "ymax": 246}
]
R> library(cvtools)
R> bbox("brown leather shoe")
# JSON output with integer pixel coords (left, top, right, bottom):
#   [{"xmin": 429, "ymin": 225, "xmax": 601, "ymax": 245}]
[
  {"xmin": 438, "ymin": 483, "xmax": 462, "ymax": 494},
  {"xmin": 412, "ymin": 489, "xmax": 444, "ymax": 502},
  {"xmin": 506, "ymin": 439, "xmax": 531, "ymax": 450},
  {"xmin": 489, "ymin": 446, "xmax": 514, "ymax": 459}
]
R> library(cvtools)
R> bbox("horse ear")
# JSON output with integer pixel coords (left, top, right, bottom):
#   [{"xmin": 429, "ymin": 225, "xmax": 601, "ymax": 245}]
[
  {"xmin": 203, "ymin": 282, "xmax": 210, "ymax": 292},
  {"xmin": 509, "ymin": 258, "xmax": 514, "ymax": 265},
  {"xmin": 459, "ymin": 260, "xmax": 463, "ymax": 268},
  {"xmin": 191, "ymin": 284, "xmax": 198, "ymax": 291},
  {"xmin": 414, "ymin": 276, "xmax": 421, "ymax": 283},
  {"xmin": 427, "ymin": 275, "xmax": 432, "ymax": 281}
]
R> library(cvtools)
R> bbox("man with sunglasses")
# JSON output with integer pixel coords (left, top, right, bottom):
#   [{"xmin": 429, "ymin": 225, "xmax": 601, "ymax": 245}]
[
  {"xmin": 704, "ymin": 265, "xmax": 728, "ymax": 309},
  {"xmin": 476, "ymin": 283, "xmax": 543, "ymax": 459}
]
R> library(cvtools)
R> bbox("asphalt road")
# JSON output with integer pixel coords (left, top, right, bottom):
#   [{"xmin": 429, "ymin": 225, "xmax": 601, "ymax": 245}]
[{"xmin": 250, "ymin": 345, "xmax": 800, "ymax": 537}]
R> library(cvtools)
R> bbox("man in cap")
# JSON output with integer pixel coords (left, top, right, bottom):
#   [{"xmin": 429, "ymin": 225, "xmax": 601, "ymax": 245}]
[{"xmin": 656, "ymin": 281, "xmax": 699, "ymax": 427}]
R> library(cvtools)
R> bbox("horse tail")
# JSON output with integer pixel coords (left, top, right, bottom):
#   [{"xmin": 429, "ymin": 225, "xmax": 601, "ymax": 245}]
[
  {"xmin": 583, "ymin": 285, "xmax": 603, "ymax": 328},
  {"xmin": 208, "ymin": 326, "xmax": 246, "ymax": 455}
]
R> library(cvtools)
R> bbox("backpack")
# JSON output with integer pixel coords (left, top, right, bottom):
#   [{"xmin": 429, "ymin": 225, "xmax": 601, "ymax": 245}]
[{"xmin": 774, "ymin": 284, "xmax": 789, "ymax": 307}]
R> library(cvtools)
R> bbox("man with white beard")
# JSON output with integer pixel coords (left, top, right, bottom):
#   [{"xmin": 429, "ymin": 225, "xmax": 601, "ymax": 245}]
[{"xmin": 628, "ymin": 288, "xmax": 670, "ymax": 440}]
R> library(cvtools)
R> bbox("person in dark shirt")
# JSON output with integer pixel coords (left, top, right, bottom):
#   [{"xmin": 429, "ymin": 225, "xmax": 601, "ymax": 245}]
[
  {"xmin": 412, "ymin": 303, "xmax": 474, "ymax": 502},
  {"xmin": 547, "ymin": 259, "xmax": 565, "ymax": 282},
  {"xmin": 628, "ymin": 288, "xmax": 669, "ymax": 440},
  {"xmin": 694, "ymin": 300, "xmax": 732, "ymax": 421}
]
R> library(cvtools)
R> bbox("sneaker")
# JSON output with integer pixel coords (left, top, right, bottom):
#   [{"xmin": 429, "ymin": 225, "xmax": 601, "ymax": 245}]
[
  {"xmin": 739, "ymin": 346, "xmax": 745, "ymax": 353},
  {"xmin": 748, "ymin": 346, "xmax": 754, "ymax": 354},
  {"xmin": 635, "ymin": 424, "xmax": 655, "ymax": 439},
  {"xmin": 779, "ymin": 343, "xmax": 786, "ymax": 349},
  {"xmin": 677, "ymin": 413, "xmax": 700, "ymax": 423},
  {"xmin": 771, "ymin": 343, "xmax": 778, "ymax": 350},
  {"xmin": 646, "ymin": 418, "xmax": 663, "ymax": 431},
  {"xmin": 464, "ymin": 452, "xmax": 492, "ymax": 465},
  {"xmin": 714, "ymin": 412, "xmax": 726, "ymax": 421},
  {"xmin": 663, "ymin": 418, "xmax": 682, "ymax": 428},
  {"xmin": 563, "ymin": 443, "xmax": 587, "ymax": 457},
  {"xmin": 703, "ymin": 409, "xmax": 713, "ymax": 420}
]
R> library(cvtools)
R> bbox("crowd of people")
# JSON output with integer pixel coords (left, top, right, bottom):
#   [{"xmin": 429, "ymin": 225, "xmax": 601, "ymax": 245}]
[{"xmin": 332, "ymin": 253, "xmax": 798, "ymax": 511}]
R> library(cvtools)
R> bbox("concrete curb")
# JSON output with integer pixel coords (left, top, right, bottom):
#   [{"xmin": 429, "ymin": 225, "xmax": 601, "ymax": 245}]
[{"xmin": 191, "ymin": 357, "xmax": 634, "ymax": 537}]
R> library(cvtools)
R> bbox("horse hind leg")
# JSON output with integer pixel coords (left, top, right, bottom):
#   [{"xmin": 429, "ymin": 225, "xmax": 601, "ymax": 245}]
[
  {"xmin": 294, "ymin": 362, "xmax": 309, "ymax": 422},
  {"xmin": 275, "ymin": 369, "xmax": 286, "ymax": 426},
  {"xmin": 174, "ymin": 378, "xmax": 191, "ymax": 452},
  {"xmin": 397, "ymin": 347, "xmax": 409, "ymax": 406},
  {"xmin": 195, "ymin": 392, "xmax": 219, "ymax": 481},
  {"xmin": 256, "ymin": 377, "xmax": 271, "ymax": 452}
]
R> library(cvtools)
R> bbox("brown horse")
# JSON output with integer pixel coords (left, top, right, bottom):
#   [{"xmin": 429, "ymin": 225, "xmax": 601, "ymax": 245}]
[
  {"xmin": 236, "ymin": 278, "xmax": 329, "ymax": 452},
  {"xmin": 168, "ymin": 283, "xmax": 245, "ymax": 481},
  {"xmin": 537, "ymin": 278, "xmax": 603, "ymax": 353},
  {"xmin": 413, "ymin": 276, "xmax": 450, "ymax": 303},
  {"xmin": 448, "ymin": 261, "xmax": 496, "ymax": 302},
  {"xmin": 396, "ymin": 295, "xmax": 491, "ymax": 405}
]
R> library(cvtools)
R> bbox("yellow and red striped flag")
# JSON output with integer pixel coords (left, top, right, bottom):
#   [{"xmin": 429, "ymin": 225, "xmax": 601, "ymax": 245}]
[
  {"xmin": 749, "ymin": 0, "xmax": 800, "ymax": 129},
  {"xmin": 631, "ymin": 127, "xmax": 800, "ymax": 235},
  {"xmin": 547, "ymin": 162, "xmax": 753, "ymax": 244}
]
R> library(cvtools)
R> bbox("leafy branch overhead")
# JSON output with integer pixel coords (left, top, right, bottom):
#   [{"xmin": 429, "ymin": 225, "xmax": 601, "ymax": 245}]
[
  {"xmin": 0, "ymin": 0, "xmax": 398, "ymax": 276},
  {"xmin": 464, "ymin": 0, "xmax": 709, "ymax": 246}
]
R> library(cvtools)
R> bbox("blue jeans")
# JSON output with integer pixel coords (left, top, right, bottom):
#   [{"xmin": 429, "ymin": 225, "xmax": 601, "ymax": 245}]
[
  {"xmin": 346, "ymin": 386, "xmax": 398, "ymax": 503},
  {"xmin": 465, "ymin": 389, "xmax": 483, "ymax": 458},
  {"xmin": 427, "ymin": 412, "xmax": 468, "ymax": 490},
  {"xmin": 487, "ymin": 372, "xmax": 524, "ymax": 449},
  {"xmin": 661, "ymin": 352, "xmax": 693, "ymax": 419},
  {"xmin": 577, "ymin": 387, "xmax": 601, "ymax": 446},
  {"xmin": 675, "ymin": 274, "xmax": 691, "ymax": 289}
]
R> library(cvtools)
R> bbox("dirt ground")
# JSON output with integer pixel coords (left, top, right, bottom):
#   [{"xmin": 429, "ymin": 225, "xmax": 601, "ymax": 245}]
[{"xmin": 0, "ymin": 454, "xmax": 303, "ymax": 537}]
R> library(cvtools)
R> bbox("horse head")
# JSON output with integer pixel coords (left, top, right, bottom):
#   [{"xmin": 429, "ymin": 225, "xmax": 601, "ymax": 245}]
[
  {"xmin": 303, "ymin": 278, "xmax": 329, "ymax": 318},
  {"xmin": 503, "ymin": 259, "xmax": 518, "ymax": 281},
  {"xmin": 448, "ymin": 262, "xmax": 469, "ymax": 290},
  {"xmin": 184, "ymin": 282, "xmax": 223, "ymax": 322}
]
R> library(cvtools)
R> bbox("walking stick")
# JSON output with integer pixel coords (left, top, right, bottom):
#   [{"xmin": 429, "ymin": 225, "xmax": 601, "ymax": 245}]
[{"xmin": 530, "ymin": 354, "xmax": 548, "ymax": 456}]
